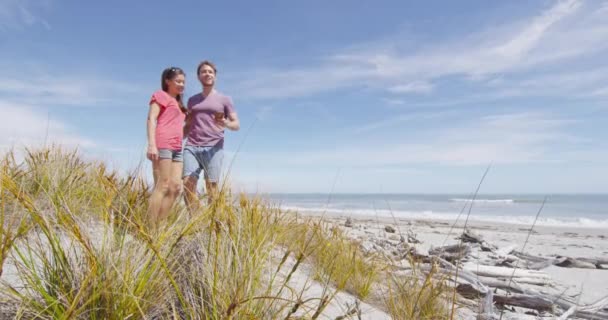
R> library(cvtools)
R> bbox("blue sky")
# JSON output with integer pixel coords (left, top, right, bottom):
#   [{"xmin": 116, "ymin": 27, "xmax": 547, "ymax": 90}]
[{"xmin": 1, "ymin": 0, "xmax": 608, "ymax": 193}]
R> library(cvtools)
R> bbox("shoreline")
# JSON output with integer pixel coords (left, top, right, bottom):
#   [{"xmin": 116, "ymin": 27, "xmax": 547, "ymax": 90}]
[{"xmin": 286, "ymin": 207, "xmax": 608, "ymax": 229}]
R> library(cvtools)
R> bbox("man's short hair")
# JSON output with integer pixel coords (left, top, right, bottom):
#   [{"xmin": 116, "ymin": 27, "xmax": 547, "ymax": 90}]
[{"xmin": 197, "ymin": 60, "xmax": 217, "ymax": 75}]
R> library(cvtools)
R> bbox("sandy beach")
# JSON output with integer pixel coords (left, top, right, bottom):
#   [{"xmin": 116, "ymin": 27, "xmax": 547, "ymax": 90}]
[
  {"xmin": 294, "ymin": 209, "xmax": 608, "ymax": 318},
  {"xmin": 2, "ymin": 209, "xmax": 606, "ymax": 319}
]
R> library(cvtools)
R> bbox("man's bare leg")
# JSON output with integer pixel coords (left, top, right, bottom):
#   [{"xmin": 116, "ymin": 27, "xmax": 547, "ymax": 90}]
[
  {"xmin": 205, "ymin": 179, "xmax": 219, "ymax": 204},
  {"xmin": 183, "ymin": 176, "xmax": 200, "ymax": 212}
]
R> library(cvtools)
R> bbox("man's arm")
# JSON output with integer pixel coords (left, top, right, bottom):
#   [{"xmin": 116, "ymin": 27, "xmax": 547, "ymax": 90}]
[
  {"xmin": 218, "ymin": 96, "xmax": 239, "ymax": 131},
  {"xmin": 224, "ymin": 112, "xmax": 240, "ymax": 131}
]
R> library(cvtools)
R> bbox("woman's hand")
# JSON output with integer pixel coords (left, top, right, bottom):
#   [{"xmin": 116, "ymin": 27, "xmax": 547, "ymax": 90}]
[{"xmin": 147, "ymin": 145, "xmax": 159, "ymax": 161}]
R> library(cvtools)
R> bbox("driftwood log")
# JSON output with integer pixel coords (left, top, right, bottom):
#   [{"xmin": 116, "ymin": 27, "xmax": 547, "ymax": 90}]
[
  {"xmin": 510, "ymin": 251, "xmax": 606, "ymax": 270},
  {"xmin": 554, "ymin": 257, "xmax": 606, "ymax": 269},
  {"xmin": 475, "ymin": 276, "xmax": 525, "ymax": 294},
  {"xmin": 413, "ymin": 228, "xmax": 608, "ymax": 318},
  {"xmin": 458, "ymin": 229, "xmax": 484, "ymax": 244},
  {"xmin": 493, "ymin": 293, "xmax": 553, "ymax": 312},
  {"xmin": 557, "ymin": 305, "xmax": 577, "ymax": 320},
  {"xmin": 462, "ymin": 263, "xmax": 552, "ymax": 281},
  {"xmin": 429, "ymin": 244, "xmax": 471, "ymax": 262},
  {"xmin": 454, "ymin": 276, "xmax": 608, "ymax": 319},
  {"xmin": 419, "ymin": 255, "xmax": 608, "ymax": 319},
  {"xmin": 421, "ymin": 257, "xmax": 495, "ymax": 318}
]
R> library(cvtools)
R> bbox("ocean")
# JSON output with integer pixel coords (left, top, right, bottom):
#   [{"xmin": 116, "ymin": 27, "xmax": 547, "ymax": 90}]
[{"xmin": 265, "ymin": 194, "xmax": 608, "ymax": 229}]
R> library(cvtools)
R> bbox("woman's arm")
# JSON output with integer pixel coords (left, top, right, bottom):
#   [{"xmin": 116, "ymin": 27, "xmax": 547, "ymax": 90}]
[
  {"xmin": 146, "ymin": 102, "xmax": 161, "ymax": 160},
  {"xmin": 183, "ymin": 112, "xmax": 191, "ymax": 136}
]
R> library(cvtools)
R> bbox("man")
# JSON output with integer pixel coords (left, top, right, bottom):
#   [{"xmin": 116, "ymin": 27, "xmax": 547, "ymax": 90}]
[{"xmin": 183, "ymin": 60, "xmax": 240, "ymax": 209}]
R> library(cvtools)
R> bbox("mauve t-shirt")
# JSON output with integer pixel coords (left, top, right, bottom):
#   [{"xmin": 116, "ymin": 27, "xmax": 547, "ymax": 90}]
[
  {"xmin": 186, "ymin": 91, "xmax": 235, "ymax": 148},
  {"xmin": 150, "ymin": 90, "xmax": 186, "ymax": 150}
]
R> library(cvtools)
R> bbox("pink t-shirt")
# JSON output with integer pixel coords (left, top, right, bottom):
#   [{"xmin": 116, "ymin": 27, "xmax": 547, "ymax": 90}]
[{"xmin": 150, "ymin": 90, "xmax": 186, "ymax": 150}]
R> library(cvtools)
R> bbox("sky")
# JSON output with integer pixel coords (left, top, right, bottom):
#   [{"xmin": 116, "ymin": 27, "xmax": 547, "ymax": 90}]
[{"xmin": 1, "ymin": 0, "xmax": 608, "ymax": 194}]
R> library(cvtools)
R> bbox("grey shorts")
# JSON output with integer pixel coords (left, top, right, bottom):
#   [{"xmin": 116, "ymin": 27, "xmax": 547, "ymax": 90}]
[
  {"xmin": 158, "ymin": 149, "xmax": 183, "ymax": 162},
  {"xmin": 183, "ymin": 145, "xmax": 223, "ymax": 182}
]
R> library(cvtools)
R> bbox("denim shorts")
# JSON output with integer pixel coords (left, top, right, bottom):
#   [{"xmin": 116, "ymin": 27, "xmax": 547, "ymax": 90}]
[
  {"xmin": 158, "ymin": 149, "xmax": 183, "ymax": 162},
  {"xmin": 183, "ymin": 145, "xmax": 224, "ymax": 182}
]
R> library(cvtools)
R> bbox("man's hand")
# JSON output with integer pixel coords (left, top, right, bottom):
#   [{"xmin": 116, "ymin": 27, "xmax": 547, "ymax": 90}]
[
  {"xmin": 215, "ymin": 112, "xmax": 240, "ymax": 131},
  {"xmin": 215, "ymin": 117, "xmax": 228, "ymax": 129}
]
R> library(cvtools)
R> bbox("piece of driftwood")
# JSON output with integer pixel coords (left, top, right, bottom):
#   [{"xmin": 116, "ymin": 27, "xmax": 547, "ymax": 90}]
[
  {"xmin": 462, "ymin": 263, "xmax": 552, "ymax": 280},
  {"xmin": 505, "ymin": 276, "xmax": 553, "ymax": 286},
  {"xmin": 554, "ymin": 257, "xmax": 598, "ymax": 269},
  {"xmin": 494, "ymin": 244, "xmax": 517, "ymax": 258},
  {"xmin": 424, "ymin": 231, "xmax": 608, "ymax": 319},
  {"xmin": 578, "ymin": 257, "xmax": 608, "ymax": 265},
  {"xmin": 518, "ymin": 285, "xmax": 608, "ymax": 320},
  {"xmin": 554, "ymin": 257, "xmax": 605, "ymax": 269},
  {"xmin": 420, "ymin": 257, "xmax": 495, "ymax": 317},
  {"xmin": 462, "ymin": 262, "xmax": 554, "ymax": 286},
  {"xmin": 458, "ymin": 279, "xmax": 608, "ymax": 319},
  {"xmin": 406, "ymin": 229, "xmax": 421, "ymax": 244},
  {"xmin": 459, "ymin": 228, "xmax": 484, "ymax": 244},
  {"xmin": 456, "ymin": 282, "xmax": 554, "ymax": 313},
  {"xmin": 557, "ymin": 305, "xmax": 577, "ymax": 320},
  {"xmin": 344, "ymin": 217, "xmax": 353, "ymax": 228},
  {"xmin": 493, "ymin": 293, "xmax": 554, "ymax": 312},
  {"xmin": 476, "ymin": 276, "xmax": 525, "ymax": 294},
  {"xmin": 574, "ymin": 311, "xmax": 608, "ymax": 320},
  {"xmin": 426, "ymin": 258, "xmax": 608, "ymax": 319},
  {"xmin": 458, "ymin": 229, "xmax": 496, "ymax": 252},
  {"xmin": 515, "ymin": 259, "xmax": 555, "ymax": 270},
  {"xmin": 511, "ymin": 251, "xmax": 550, "ymax": 263},
  {"xmin": 433, "ymin": 257, "xmax": 495, "ymax": 317},
  {"xmin": 429, "ymin": 244, "xmax": 471, "ymax": 262},
  {"xmin": 508, "ymin": 251, "xmax": 555, "ymax": 270},
  {"xmin": 492, "ymin": 246, "xmax": 546, "ymax": 270}
]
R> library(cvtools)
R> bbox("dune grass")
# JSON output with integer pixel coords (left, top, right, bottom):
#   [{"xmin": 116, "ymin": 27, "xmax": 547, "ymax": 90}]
[
  {"xmin": 382, "ymin": 259, "xmax": 451, "ymax": 319},
  {"xmin": 0, "ymin": 146, "xmax": 455, "ymax": 319}
]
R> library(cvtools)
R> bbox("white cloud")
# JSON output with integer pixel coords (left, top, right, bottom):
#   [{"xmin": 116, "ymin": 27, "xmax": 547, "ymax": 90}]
[
  {"xmin": 228, "ymin": 112, "xmax": 596, "ymax": 193},
  {"xmin": 592, "ymin": 86, "xmax": 608, "ymax": 96},
  {"xmin": 255, "ymin": 105, "xmax": 274, "ymax": 121},
  {"xmin": 237, "ymin": 112, "xmax": 581, "ymax": 167},
  {"xmin": 486, "ymin": 67, "xmax": 608, "ymax": 96},
  {"xmin": 387, "ymin": 81, "xmax": 433, "ymax": 94},
  {"xmin": 382, "ymin": 98, "xmax": 405, "ymax": 106},
  {"xmin": 488, "ymin": 0, "xmax": 581, "ymax": 60},
  {"xmin": 0, "ymin": 100, "xmax": 148, "ymax": 180},
  {"xmin": 231, "ymin": 0, "xmax": 608, "ymax": 101},
  {"xmin": 0, "ymin": 101, "xmax": 95, "ymax": 151},
  {"xmin": 0, "ymin": 73, "xmax": 146, "ymax": 107},
  {"xmin": 352, "ymin": 110, "xmax": 454, "ymax": 133},
  {"xmin": 0, "ymin": 0, "xmax": 51, "ymax": 31}
]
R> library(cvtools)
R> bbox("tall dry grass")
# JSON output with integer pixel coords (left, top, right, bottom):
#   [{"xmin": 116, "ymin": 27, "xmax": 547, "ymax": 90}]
[{"xmin": 0, "ymin": 146, "xmax": 455, "ymax": 319}]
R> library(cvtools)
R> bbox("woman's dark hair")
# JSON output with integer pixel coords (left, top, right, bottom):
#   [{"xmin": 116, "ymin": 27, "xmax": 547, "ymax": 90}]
[{"xmin": 161, "ymin": 67, "xmax": 187, "ymax": 113}]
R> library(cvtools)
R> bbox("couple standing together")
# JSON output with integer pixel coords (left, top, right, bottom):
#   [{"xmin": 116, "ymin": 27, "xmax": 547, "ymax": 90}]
[{"xmin": 146, "ymin": 60, "xmax": 239, "ymax": 224}]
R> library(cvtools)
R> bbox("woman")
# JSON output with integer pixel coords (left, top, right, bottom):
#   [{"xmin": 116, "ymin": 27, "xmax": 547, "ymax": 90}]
[{"xmin": 146, "ymin": 67, "xmax": 187, "ymax": 225}]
